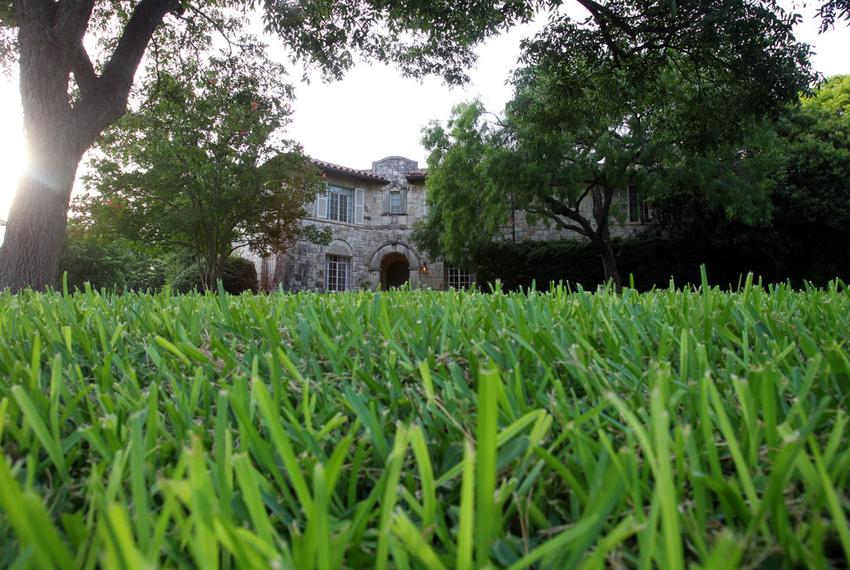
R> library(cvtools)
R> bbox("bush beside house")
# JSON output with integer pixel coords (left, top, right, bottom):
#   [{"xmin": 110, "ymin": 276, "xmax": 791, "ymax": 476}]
[{"xmin": 172, "ymin": 256, "xmax": 259, "ymax": 294}]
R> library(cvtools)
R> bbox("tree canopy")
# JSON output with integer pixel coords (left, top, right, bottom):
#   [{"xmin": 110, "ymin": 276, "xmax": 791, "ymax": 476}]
[{"xmin": 415, "ymin": 0, "xmax": 812, "ymax": 288}]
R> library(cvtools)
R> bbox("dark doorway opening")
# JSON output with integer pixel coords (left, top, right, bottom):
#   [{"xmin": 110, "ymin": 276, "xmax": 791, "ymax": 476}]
[{"xmin": 381, "ymin": 253, "xmax": 410, "ymax": 290}]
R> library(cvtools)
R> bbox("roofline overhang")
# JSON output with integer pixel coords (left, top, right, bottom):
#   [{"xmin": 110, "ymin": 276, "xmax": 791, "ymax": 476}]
[{"xmin": 313, "ymin": 159, "xmax": 389, "ymax": 184}]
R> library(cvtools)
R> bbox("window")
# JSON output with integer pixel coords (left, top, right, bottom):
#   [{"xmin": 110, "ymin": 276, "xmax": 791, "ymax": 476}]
[
  {"xmin": 325, "ymin": 255, "xmax": 351, "ymax": 292},
  {"xmin": 260, "ymin": 256, "xmax": 272, "ymax": 291},
  {"xmin": 328, "ymin": 186, "xmax": 354, "ymax": 223},
  {"xmin": 389, "ymin": 191, "xmax": 402, "ymax": 214},
  {"xmin": 628, "ymin": 187, "xmax": 650, "ymax": 223},
  {"xmin": 445, "ymin": 265, "xmax": 475, "ymax": 290}
]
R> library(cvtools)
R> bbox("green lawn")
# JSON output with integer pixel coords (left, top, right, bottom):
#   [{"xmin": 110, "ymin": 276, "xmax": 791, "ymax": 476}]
[{"xmin": 0, "ymin": 279, "xmax": 848, "ymax": 569}]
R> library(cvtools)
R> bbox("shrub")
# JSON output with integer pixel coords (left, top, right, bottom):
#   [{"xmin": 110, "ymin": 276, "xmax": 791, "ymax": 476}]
[
  {"xmin": 171, "ymin": 256, "xmax": 258, "ymax": 293},
  {"xmin": 61, "ymin": 237, "xmax": 167, "ymax": 292},
  {"xmin": 474, "ymin": 232, "xmax": 850, "ymax": 291}
]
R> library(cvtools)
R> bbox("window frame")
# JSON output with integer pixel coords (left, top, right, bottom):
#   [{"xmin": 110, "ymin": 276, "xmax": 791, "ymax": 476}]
[
  {"xmin": 325, "ymin": 254, "xmax": 352, "ymax": 292},
  {"xmin": 445, "ymin": 265, "xmax": 475, "ymax": 290},
  {"xmin": 389, "ymin": 190, "xmax": 403, "ymax": 214},
  {"xmin": 627, "ymin": 187, "xmax": 650, "ymax": 224},
  {"xmin": 327, "ymin": 185, "xmax": 355, "ymax": 223}
]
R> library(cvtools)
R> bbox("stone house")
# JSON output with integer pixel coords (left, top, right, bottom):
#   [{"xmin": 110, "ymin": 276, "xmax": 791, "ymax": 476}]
[{"xmin": 247, "ymin": 156, "xmax": 648, "ymax": 292}]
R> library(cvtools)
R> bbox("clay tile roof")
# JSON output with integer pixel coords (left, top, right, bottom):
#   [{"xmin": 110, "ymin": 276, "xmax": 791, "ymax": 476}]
[
  {"xmin": 406, "ymin": 169, "xmax": 428, "ymax": 180},
  {"xmin": 312, "ymin": 159, "xmax": 389, "ymax": 183}
]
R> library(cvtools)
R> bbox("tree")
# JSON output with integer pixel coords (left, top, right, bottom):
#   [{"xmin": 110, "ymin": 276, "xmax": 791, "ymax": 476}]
[
  {"xmin": 617, "ymin": 75, "xmax": 850, "ymax": 285},
  {"xmin": 416, "ymin": 2, "xmax": 810, "ymax": 289},
  {"xmin": 81, "ymin": 48, "xmax": 324, "ymax": 289},
  {"xmin": 0, "ymin": 0, "xmax": 540, "ymax": 291},
  {"xmin": 771, "ymin": 75, "xmax": 850, "ymax": 281}
]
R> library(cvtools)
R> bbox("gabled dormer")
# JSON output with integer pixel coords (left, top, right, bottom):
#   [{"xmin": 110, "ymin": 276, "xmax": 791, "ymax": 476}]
[{"xmin": 381, "ymin": 181, "xmax": 408, "ymax": 216}]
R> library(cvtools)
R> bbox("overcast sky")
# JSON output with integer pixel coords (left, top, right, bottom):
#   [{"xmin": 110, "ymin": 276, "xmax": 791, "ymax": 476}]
[{"xmin": 0, "ymin": 2, "xmax": 848, "ymax": 219}]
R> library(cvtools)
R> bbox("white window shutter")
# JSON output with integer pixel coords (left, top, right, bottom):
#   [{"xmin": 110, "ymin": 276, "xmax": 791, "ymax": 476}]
[
  {"xmin": 317, "ymin": 192, "xmax": 329, "ymax": 219},
  {"xmin": 354, "ymin": 188, "xmax": 365, "ymax": 224}
]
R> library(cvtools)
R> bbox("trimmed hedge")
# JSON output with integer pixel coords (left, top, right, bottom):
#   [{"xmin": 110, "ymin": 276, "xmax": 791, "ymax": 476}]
[
  {"xmin": 474, "ymin": 233, "xmax": 850, "ymax": 291},
  {"xmin": 172, "ymin": 256, "xmax": 258, "ymax": 293}
]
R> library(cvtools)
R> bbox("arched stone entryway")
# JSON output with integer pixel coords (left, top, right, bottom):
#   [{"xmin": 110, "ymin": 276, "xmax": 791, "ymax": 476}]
[
  {"xmin": 368, "ymin": 241, "xmax": 421, "ymax": 291},
  {"xmin": 381, "ymin": 252, "xmax": 410, "ymax": 290}
]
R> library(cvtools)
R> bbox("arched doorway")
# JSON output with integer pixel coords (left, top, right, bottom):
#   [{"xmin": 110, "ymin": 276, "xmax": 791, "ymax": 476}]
[{"xmin": 381, "ymin": 252, "xmax": 410, "ymax": 290}]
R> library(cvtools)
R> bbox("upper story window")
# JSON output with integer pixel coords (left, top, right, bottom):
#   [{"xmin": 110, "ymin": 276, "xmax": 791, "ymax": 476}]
[
  {"xmin": 318, "ymin": 185, "xmax": 364, "ymax": 224},
  {"xmin": 445, "ymin": 265, "xmax": 475, "ymax": 290},
  {"xmin": 389, "ymin": 191, "xmax": 403, "ymax": 214},
  {"xmin": 328, "ymin": 186, "xmax": 354, "ymax": 223},
  {"xmin": 628, "ymin": 187, "xmax": 650, "ymax": 224}
]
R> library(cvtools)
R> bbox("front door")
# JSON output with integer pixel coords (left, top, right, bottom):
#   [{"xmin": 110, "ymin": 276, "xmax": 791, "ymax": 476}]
[{"xmin": 381, "ymin": 253, "xmax": 410, "ymax": 290}]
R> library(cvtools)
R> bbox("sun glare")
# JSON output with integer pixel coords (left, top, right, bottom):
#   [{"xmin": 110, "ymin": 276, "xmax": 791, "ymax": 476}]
[{"xmin": 0, "ymin": 78, "xmax": 26, "ymax": 220}]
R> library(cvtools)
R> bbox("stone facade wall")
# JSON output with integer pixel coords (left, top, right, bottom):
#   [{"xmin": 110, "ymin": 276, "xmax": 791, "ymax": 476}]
[
  {"xmin": 247, "ymin": 157, "xmax": 451, "ymax": 292},
  {"xmin": 501, "ymin": 190, "xmax": 644, "ymax": 242},
  {"xmin": 242, "ymin": 156, "xmax": 647, "ymax": 292}
]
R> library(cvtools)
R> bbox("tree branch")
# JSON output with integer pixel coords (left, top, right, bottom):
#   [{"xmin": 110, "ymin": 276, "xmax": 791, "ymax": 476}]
[
  {"xmin": 574, "ymin": 183, "xmax": 594, "ymax": 211},
  {"xmin": 542, "ymin": 195, "xmax": 596, "ymax": 237},
  {"xmin": 73, "ymin": 0, "xmax": 179, "ymax": 143},
  {"xmin": 54, "ymin": 0, "xmax": 95, "ymax": 44},
  {"xmin": 537, "ymin": 211, "xmax": 588, "ymax": 235},
  {"xmin": 70, "ymin": 40, "xmax": 97, "ymax": 96}
]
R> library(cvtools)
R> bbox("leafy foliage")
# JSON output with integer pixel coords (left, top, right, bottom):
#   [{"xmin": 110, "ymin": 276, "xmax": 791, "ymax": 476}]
[
  {"xmin": 172, "ymin": 256, "xmax": 259, "ymax": 294},
  {"xmin": 474, "ymin": 233, "xmax": 850, "ymax": 291},
  {"xmin": 0, "ymin": 285, "xmax": 849, "ymax": 567},
  {"xmin": 778, "ymin": 75, "xmax": 850, "ymax": 234},
  {"xmin": 415, "ymin": 0, "xmax": 811, "ymax": 288},
  {"xmin": 814, "ymin": 0, "xmax": 850, "ymax": 30},
  {"xmin": 59, "ymin": 219, "xmax": 167, "ymax": 292},
  {"xmin": 648, "ymin": 75, "xmax": 850, "ymax": 284},
  {"xmin": 83, "ymin": 47, "xmax": 323, "ymax": 289}
]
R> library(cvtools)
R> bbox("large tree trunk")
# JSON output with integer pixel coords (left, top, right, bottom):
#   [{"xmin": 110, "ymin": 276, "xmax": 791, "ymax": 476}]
[
  {"xmin": 596, "ymin": 235, "xmax": 623, "ymax": 291},
  {"xmin": 0, "ymin": 1, "xmax": 87, "ymax": 291},
  {"xmin": 543, "ymin": 187, "xmax": 624, "ymax": 291},
  {"xmin": 591, "ymin": 186, "xmax": 623, "ymax": 291},
  {"xmin": 0, "ymin": 142, "xmax": 83, "ymax": 291}
]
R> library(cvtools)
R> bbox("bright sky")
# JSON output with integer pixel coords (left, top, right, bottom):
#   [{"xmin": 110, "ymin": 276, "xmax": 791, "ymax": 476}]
[{"xmin": 0, "ymin": 3, "xmax": 848, "ymax": 220}]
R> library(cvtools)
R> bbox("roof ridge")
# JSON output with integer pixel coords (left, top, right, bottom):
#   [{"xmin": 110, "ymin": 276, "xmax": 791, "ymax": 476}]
[
  {"xmin": 311, "ymin": 157, "xmax": 428, "ymax": 182},
  {"xmin": 311, "ymin": 158, "xmax": 389, "ymax": 183}
]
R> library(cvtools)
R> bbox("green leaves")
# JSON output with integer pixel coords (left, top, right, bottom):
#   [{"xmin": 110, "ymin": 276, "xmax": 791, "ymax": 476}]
[
  {"xmin": 82, "ymin": 47, "xmax": 323, "ymax": 290},
  {"xmin": 0, "ymin": 284, "xmax": 848, "ymax": 567}
]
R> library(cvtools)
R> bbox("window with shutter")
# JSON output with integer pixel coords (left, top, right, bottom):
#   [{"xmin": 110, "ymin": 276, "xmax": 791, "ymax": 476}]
[
  {"xmin": 354, "ymin": 188, "xmax": 365, "ymax": 224},
  {"xmin": 317, "ymin": 193, "xmax": 329, "ymax": 219}
]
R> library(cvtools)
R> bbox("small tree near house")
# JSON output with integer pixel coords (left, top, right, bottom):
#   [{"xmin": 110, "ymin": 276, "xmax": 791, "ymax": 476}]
[{"xmin": 81, "ymin": 50, "xmax": 324, "ymax": 290}]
